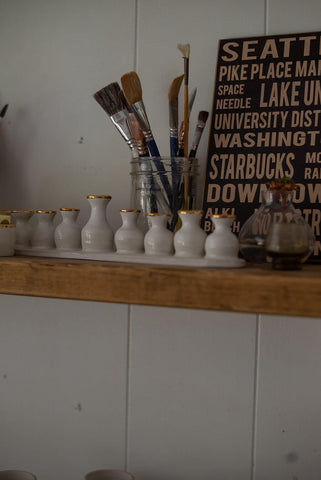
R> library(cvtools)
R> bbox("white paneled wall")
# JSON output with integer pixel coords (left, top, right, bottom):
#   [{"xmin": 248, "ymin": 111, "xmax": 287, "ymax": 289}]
[
  {"xmin": 1, "ymin": 297, "xmax": 321, "ymax": 480},
  {"xmin": 128, "ymin": 306, "xmax": 256, "ymax": 480},
  {"xmin": 0, "ymin": 296, "xmax": 129, "ymax": 479},
  {"xmin": 1, "ymin": 0, "xmax": 321, "ymax": 479}
]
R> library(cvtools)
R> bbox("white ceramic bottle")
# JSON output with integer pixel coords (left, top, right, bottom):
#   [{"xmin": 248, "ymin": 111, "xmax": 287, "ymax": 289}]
[
  {"xmin": 31, "ymin": 210, "xmax": 57, "ymax": 249},
  {"xmin": 81, "ymin": 195, "xmax": 114, "ymax": 252},
  {"xmin": 144, "ymin": 213, "xmax": 173, "ymax": 256},
  {"xmin": 205, "ymin": 215, "xmax": 245, "ymax": 267},
  {"xmin": 0, "ymin": 224, "xmax": 16, "ymax": 256},
  {"xmin": 114, "ymin": 209, "xmax": 144, "ymax": 254},
  {"xmin": 10, "ymin": 210, "xmax": 34, "ymax": 248},
  {"xmin": 174, "ymin": 210, "xmax": 207, "ymax": 257},
  {"xmin": 54, "ymin": 208, "xmax": 81, "ymax": 250}
]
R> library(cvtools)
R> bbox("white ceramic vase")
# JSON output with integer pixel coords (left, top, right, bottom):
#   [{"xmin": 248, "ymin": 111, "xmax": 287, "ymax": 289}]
[
  {"xmin": 10, "ymin": 210, "xmax": 34, "ymax": 248},
  {"xmin": 81, "ymin": 195, "xmax": 114, "ymax": 252},
  {"xmin": 205, "ymin": 215, "xmax": 239, "ymax": 260},
  {"xmin": 174, "ymin": 210, "xmax": 207, "ymax": 257},
  {"xmin": 0, "ymin": 224, "xmax": 16, "ymax": 256},
  {"xmin": 31, "ymin": 210, "xmax": 57, "ymax": 249},
  {"xmin": 115, "ymin": 209, "xmax": 144, "ymax": 254},
  {"xmin": 144, "ymin": 213, "xmax": 173, "ymax": 256},
  {"xmin": 55, "ymin": 208, "xmax": 81, "ymax": 250}
]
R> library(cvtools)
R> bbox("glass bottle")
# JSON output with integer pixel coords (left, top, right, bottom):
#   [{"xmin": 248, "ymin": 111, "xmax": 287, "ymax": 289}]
[
  {"xmin": 130, "ymin": 157, "xmax": 199, "ymax": 233},
  {"xmin": 239, "ymin": 190, "xmax": 315, "ymax": 265}
]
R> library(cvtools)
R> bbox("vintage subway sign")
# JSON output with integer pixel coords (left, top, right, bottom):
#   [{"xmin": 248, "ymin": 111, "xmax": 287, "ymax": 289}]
[{"xmin": 202, "ymin": 31, "xmax": 321, "ymax": 262}]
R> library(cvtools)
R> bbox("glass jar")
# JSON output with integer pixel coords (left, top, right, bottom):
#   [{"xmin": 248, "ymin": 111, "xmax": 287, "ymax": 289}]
[
  {"xmin": 239, "ymin": 190, "xmax": 315, "ymax": 266},
  {"xmin": 130, "ymin": 157, "xmax": 199, "ymax": 232}
]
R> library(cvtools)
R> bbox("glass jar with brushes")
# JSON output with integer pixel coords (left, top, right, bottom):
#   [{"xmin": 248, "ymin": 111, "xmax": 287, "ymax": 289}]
[{"xmin": 130, "ymin": 156, "xmax": 199, "ymax": 233}]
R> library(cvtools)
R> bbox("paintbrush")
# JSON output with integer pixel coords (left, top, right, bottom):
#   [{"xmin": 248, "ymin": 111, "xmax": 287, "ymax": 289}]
[
  {"xmin": 121, "ymin": 71, "xmax": 172, "ymax": 204},
  {"xmin": 0, "ymin": 104, "xmax": 8, "ymax": 125},
  {"xmin": 93, "ymin": 82, "xmax": 139, "ymax": 158},
  {"xmin": 168, "ymin": 74, "xmax": 184, "ymax": 157},
  {"xmin": 177, "ymin": 44, "xmax": 190, "ymax": 157},
  {"xmin": 119, "ymin": 89, "xmax": 149, "ymax": 157},
  {"xmin": 120, "ymin": 71, "xmax": 161, "ymax": 157},
  {"xmin": 177, "ymin": 87, "xmax": 197, "ymax": 156},
  {"xmin": 119, "ymin": 88, "xmax": 159, "ymax": 213},
  {"xmin": 189, "ymin": 110, "xmax": 209, "ymax": 157},
  {"xmin": 187, "ymin": 110, "xmax": 209, "ymax": 209}
]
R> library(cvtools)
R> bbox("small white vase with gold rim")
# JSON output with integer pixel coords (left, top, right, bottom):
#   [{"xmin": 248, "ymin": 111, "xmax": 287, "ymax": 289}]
[
  {"xmin": 10, "ymin": 210, "xmax": 34, "ymax": 248},
  {"xmin": 174, "ymin": 210, "xmax": 206, "ymax": 257},
  {"xmin": 81, "ymin": 195, "xmax": 114, "ymax": 252},
  {"xmin": 31, "ymin": 210, "xmax": 57, "ymax": 249},
  {"xmin": 115, "ymin": 209, "xmax": 144, "ymax": 254},
  {"xmin": 144, "ymin": 213, "xmax": 173, "ymax": 256},
  {"xmin": 0, "ymin": 224, "xmax": 16, "ymax": 256},
  {"xmin": 55, "ymin": 208, "xmax": 81, "ymax": 250}
]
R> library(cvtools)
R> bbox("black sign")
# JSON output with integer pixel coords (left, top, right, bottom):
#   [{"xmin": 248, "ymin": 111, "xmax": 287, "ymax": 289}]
[{"xmin": 202, "ymin": 31, "xmax": 321, "ymax": 262}]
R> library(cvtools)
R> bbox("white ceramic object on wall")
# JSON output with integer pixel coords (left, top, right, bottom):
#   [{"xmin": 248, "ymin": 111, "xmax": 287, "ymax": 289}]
[
  {"xmin": 31, "ymin": 210, "xmax": 57, "ymax": 249},
  {"xmin": 0, "ymin": 224, "xmax": 16, "ymax": 256},
  {"xmin": 10, "ymin": 210, "xmax": 34, "ymax": 248},
  {"xmin": 115, "ymin": 209, "xmax": 144, "ymax": 254},
  {"xmin": 144, "ymin": 213, "xmax": 173, "ymax": 256},
  {"xmin": 55, "ymin": 208, "xmax": 81, "ymax": 250},
  {"xmin": 85, "ymin": 469, "xmax": 135, "ymax": 480},
  {"xmin": 0, "ymin": 471, "xmax": 37, "ymax": 480},
  {"xmin": 205, "ymin": 215, "xmax": 245, "ymax": 267},
  {"xmin": 174, "ymin": 210, "xmax": 207, "ymax": 257},
  {"xmin": 81, "ymin": 195, "xmax": 114, "ymax": 252}
]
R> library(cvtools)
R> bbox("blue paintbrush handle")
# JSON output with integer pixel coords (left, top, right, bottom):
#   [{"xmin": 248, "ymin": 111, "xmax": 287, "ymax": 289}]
[
  {"xmin": 146, "ymin": 138, "xmax": 160, "ymax": 157},
  {"xmin": 170, "ymin": 137, "xmax": 178, "ymax": 157}
]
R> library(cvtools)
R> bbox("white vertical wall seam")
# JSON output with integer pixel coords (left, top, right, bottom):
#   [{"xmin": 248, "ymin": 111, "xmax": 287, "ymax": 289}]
[
  {"xmin": 265, "ymin": 0, "xmax": 269, "ymax": 34},
  {"xmin": 250, "ymin": 313, "xmax": 262, "ymax": 480},
  {"xmin": 124, "ymin": 304, "xmax": 132, "ymax": 470},
  {"xmin": 134, "ymin": 0, "xmax": 139, "ymax": 71}
]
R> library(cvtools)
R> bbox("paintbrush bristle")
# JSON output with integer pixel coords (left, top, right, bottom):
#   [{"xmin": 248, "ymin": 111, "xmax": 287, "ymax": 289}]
[
  {"xmin": 198, "ymin": 110, "xmax": 209, "ymax": 123},
  {"xmin": 168, "ymin": 74, "xmax": 184, "ymax": 102},
  {"xmin": 177, "ymin": 43, "xmax": 190, "ymax": 59},
  {"xmin": 121, "ymin": 71, "xmax": 142, "ymax": 105},
  {"xmin": 93, "ymin": 82, "xmax": 125, "ymax": 116}
]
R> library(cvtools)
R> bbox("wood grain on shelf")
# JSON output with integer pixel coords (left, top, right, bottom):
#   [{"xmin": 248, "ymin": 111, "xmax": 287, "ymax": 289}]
[{"xmin": 0, "ymin": 256, "xmax": 320, "ymax": 317}]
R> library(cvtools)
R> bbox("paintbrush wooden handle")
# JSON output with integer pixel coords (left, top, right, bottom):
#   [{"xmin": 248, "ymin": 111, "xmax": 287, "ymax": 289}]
[
  {"xmin": 183, "ymin": 85, "xmax": 189, "ymax": 208},
  {"xmin": 183, "ymin": 85, "xmax": 189, "ymax": 157}
]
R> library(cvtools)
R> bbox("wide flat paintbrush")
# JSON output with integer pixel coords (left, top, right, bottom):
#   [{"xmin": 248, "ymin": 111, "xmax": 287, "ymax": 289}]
[
  {"xmin": 119, "ymin": 88, "xmax": 159, "ymax": 213},
  {"xmin": 121, "ymin": 71, "xmax": 172, "ymax": 204},
  {"xmin": 119, "ymin": 89, "xmax": 149, "ymax": 157},
  {"xmin": 168, "ymin": 74, "xmax": 184, "ymax": 157},
  {"xmin": 93, "ymin": 82, "xmax": 139, "ymax": 158},
  {"xmin": 189, "ymin": 110, "xmax": 209, "ymax": 157},
  {"xmin": 121, "ymin": 71, "xmax": 162, "ymax": 157}
]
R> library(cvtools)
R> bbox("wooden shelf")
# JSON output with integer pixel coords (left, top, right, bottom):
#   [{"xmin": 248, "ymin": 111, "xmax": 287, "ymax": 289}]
[{"xmin": 0, "ymin": 256, "xmax": 320, "ymax": 317}]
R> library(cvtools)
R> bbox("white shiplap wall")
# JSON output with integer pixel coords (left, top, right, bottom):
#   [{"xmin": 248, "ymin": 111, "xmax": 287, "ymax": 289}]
[{"xmin": 1, "ymin": 1, "xmax": 321, "ymax": 479}]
